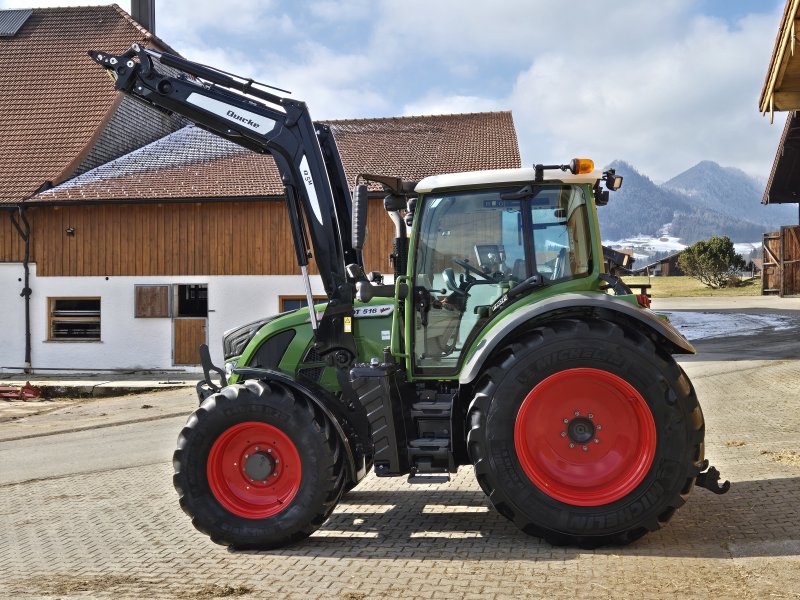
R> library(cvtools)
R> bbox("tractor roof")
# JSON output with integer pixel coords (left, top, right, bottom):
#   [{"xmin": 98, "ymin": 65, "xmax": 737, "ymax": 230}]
[{"xmin": 415, "ymin": 167, "xmax": 603, "ymax": 193}]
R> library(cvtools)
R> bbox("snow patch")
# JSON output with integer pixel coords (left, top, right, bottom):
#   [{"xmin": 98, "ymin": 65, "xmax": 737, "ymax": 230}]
[
  {"xmin": 658, "ymin": 311, "xmax": 793, "ymax": 341},
  {"xmin": 603, "ymin": 235, "xmax": 762, "ymax": 264}
]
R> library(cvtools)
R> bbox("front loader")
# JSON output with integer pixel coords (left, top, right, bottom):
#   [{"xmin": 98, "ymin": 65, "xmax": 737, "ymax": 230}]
[{"xmin": 91, "ymin": 45, "xmax": 728, "ymax": 549}]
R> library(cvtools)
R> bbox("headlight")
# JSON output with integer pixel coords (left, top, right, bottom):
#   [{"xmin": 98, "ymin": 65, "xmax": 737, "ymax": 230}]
[{"xmin": 222, "ymin": 317, "xmax": 271, "ymax": 360}]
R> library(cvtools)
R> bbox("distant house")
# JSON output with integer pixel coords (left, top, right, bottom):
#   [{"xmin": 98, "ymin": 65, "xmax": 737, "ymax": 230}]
[
  {"xmin": 0, "ymin": 113, "xmax": 521, "ymax": 372},
  {"xmin": 632, "ymin": 252, "xmax": 685, "ymax": 277}
]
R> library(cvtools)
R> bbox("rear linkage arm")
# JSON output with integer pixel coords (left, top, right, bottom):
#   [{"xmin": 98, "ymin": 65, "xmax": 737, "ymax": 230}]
[{"xmin": 88, "ymin": 44, "xmax": 357, "ymax": 359}]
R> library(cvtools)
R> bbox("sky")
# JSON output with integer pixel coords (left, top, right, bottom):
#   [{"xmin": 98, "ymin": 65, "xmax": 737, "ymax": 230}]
[{"xmin": 0, "ymin": 0, "xmax": 788, "ymax": 181}]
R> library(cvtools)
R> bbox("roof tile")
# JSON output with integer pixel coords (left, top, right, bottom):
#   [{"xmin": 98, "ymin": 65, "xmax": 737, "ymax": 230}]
[
  {"xmin": 0, "ymin": 5, "xmax": 170, "ymax": 203},
  {"xmin": 32, "ymin": 112, "xmax": 521, "ymax": 203}
]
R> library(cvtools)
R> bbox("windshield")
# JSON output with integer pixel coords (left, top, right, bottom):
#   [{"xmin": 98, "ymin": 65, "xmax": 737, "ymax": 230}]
[{"xmin": 412, "ymin": 184, "xmax": 592, "ymax": 375}]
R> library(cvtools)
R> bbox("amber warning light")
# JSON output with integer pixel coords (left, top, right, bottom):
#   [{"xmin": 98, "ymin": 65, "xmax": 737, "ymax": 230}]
[
  {"xmin": 533, "ymin": 159, "xmax": 595, "ymax": 181},
  {"xmin": 570, "ymin": 158, "xmax": 594, "ymax": 174}
]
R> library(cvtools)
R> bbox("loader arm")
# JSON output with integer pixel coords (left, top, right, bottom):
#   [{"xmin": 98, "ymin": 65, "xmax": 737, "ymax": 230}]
[{"xmin": 89, "ymin": 45, "xmax": 357, "ymax": 357}]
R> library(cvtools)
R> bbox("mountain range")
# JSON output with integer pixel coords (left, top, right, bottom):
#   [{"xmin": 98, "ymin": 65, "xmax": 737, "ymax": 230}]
[{"xmin": 597, "ymin": 160, "xmax": 797, "ymax": 244}]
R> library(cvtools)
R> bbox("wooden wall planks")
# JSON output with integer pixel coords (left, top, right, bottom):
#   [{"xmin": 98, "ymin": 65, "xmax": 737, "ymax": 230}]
[{"xmin": 0, "ymin": 199, "xmax": 399, "ymax": 278}]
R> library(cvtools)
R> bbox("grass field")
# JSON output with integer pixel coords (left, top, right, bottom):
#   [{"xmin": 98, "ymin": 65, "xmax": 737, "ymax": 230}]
[{"xmin": 621, "ymin": 275, "xmax": 762, "ymax": 298}]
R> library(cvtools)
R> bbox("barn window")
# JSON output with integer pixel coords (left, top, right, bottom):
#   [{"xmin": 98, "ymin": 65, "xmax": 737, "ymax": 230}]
[
  {"xmin": 48, "ymin": 297, "xmax": 101, "ymax": 341},
  {"xmin": 279, "ymin": 295, "xmax": 326, "ymax": 312},
  {"xmin": 134, "ymin": 285, "xmax": 170, "ymax": 318},
  {"xmin": 174, "ymin": 284, "xmax": 208, "ymax": 317}
]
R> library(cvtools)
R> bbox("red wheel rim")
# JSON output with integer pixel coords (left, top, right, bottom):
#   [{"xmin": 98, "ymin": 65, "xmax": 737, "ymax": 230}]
[
  {"xmin": 207, "ymin": 422, "xmax": 301, "ymax": 519},
  {"xmin": 514, "ymin": 368, "xmax": 656, "ymax": 506}
]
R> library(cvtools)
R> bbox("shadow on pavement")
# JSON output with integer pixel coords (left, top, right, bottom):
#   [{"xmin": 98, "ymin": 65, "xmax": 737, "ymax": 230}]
[{"xmin": 233, "ymin": 476, "xmax": 800, "ymax": 561}]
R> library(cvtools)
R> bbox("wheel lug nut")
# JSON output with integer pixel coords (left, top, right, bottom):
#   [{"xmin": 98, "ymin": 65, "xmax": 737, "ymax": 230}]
[
  {"xmin": 582, "ymin": 445, "xmax": 588, "ymax": 451},
  {"xmin": 244, "ymin": 454, "xmax": 249, "ymax": 459},
  {"xmin": 268, "ymin": 448, "xmax": 272, "ymax": 453},
  {"xmin": 563, "ymin": 418, "xmax": 569, "ymax": 424},
  {"xmin": 574, "ymin": 411, "xmax": 580, "ymax": 416},
  {"xmin": 560, "ymin": 432, "xmax": 567, "ymax": 437},
  {"xmin": 596, "ymin": 425, "xmax": 602, "ymax": 430},
  {"xmin": 569, "ymin": 443, "xmax": 575, "ymax": 449},
  {"xmin": 594, "ymin": 438, "xmax": 600, "ymax": 443},
  {"xmin": 587, "ymin": 413, "xmax": 593, "ymax": 419},
  {"xmin": 255, "ymin": 446, "xmax": 259, "ymax": 451}
]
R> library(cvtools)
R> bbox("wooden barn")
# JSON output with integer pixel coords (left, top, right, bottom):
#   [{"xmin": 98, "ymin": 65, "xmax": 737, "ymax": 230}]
[
  {"xmin": 0, "ymin": 114, "xmax": 519, "ymax": 372},
  {"xmin": 760, "ymin": 0, "xmax": 800, "ymax": 296},
  {"xmin": 0, "ymin": 5, "xmax": 522, "ymax": 374}
]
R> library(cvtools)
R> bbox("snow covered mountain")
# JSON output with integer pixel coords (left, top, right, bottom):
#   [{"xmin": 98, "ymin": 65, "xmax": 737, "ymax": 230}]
[{"xmin": 597, "ymin": 160, "xmax": 795, "ymax": 244}]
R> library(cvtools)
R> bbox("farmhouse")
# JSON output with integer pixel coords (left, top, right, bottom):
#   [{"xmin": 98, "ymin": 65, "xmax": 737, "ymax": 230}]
[
  {"xmin": 0, "ymin": 4, "xmax": 521, "ymax": 372},
  {"xmin": 0, "ymin": 113, "xmax": 519, "ymax": 372}
]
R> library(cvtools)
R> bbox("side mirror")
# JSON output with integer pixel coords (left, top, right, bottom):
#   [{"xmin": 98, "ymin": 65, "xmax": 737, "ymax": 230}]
[{"xmin": 352, "ymin": 183, "xmax": 368, "ymax": 250}]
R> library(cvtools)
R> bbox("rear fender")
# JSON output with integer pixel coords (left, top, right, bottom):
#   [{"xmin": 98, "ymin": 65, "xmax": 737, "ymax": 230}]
[
  {"xmin": 459, "ymin": 292, "xmax": 694, "ymax": 385},
  {"xmin": 233, "ymin": 367, "xmax": 370, "ymax": 486}
]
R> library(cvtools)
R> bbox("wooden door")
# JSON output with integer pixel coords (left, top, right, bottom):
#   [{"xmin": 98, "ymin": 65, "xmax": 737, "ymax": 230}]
[
  {"xmin": 174, "ymin": 318, "xmax": 206, "ymax": 365},
  {"xmin": 783, "ymin": 226, "xmax": 800, "ymax": 297}
]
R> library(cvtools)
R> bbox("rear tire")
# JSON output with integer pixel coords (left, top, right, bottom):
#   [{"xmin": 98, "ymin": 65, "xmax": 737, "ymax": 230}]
[
  {"xmin": 173, "ymin": 380, "xmax": 345, "ymax": 549},
  {"xmin": 467, "ymin": 318, "xmax": 704, "ymax": 547}
]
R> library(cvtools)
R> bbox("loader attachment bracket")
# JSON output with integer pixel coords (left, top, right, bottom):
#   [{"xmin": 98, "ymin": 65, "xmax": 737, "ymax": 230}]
[{"xmin": 197, "ymin": 344, "xmax": 227, "ymax": 403}]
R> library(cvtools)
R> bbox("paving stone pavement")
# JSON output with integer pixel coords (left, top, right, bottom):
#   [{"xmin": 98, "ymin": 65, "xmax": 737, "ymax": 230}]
[{"xmin": 1, "ymin": 348, "xmax": 799, "ymax": 598}]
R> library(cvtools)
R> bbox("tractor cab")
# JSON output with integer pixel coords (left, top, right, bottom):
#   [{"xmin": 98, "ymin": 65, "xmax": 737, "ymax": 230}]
[
  {"xmin": 408, "ymin": 166, "xmax": 604, "ymax": 376},
  {"xmin": 353, "ymin": 160, "xmax": 620, "ymax": 378}
]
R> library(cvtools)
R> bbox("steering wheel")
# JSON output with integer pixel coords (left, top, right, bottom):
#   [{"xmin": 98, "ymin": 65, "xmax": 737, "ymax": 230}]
[{"xmin": 454, "ymin": 258, "xmax": 494, "ymax": 280}]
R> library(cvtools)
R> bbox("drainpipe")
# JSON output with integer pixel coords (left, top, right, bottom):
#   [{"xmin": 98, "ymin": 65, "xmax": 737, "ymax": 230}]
[{"xmin": 10, "ymin": 206, "xmax": 32, "ymax": 373}]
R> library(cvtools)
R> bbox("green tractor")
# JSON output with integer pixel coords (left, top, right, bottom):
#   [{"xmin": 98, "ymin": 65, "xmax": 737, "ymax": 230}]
[{"xmin": 92, "ymin": 44, "xmax": 727, "ymax": 550}]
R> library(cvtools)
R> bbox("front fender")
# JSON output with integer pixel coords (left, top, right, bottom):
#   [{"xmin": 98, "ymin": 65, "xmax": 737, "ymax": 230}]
[{"xmin": 459, "ymin": 292, "xmax": 694, "ymax": 385}]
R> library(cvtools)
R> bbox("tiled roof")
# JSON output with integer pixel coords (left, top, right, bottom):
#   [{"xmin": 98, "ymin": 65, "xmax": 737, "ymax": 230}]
[
  {"xmin": 31, "ymin": 111, "xmax": 521, "ymax": 203},
  {"xmin": 0, "ymin": 4, "xmax": 172, "ymax": 203}
]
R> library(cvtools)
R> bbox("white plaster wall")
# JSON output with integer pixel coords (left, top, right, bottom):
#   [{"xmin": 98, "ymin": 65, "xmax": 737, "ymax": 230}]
[
  {"xmin": 0, "ymin": 262, "xmax": 325, "ymax": 373},
  {"xmin": 0, "ymin": 263, "xmax": 28, "ymax": 370}
]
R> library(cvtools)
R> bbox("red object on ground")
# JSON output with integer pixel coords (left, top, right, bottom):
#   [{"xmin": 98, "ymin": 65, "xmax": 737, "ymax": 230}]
[
  {"xmin": 0, "ymin": 382, "xmax": 42, "ymax": 401},
  {"xmin": 514, "ymin": 368, "xmax": 657, "ymax": 506}
]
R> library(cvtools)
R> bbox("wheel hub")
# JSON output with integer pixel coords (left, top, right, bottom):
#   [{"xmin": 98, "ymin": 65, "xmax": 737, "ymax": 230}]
[
  {"xmin": 206, "ymin": 421, "xmax": 301, "ymax": 519},
  {"xmin": 567, "ymin": 416, "xmax": 595, "ymax": 444},
  {"xmin": 244, "ymin": 451, "xmax": 275, "ymax": 481},
  {"xmin": 514, "ymin": 368, "xmax": 657, "ymax": 506}
]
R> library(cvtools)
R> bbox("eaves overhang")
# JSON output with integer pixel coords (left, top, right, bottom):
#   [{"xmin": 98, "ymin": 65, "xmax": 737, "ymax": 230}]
[
  {"xmin": 761, "ymin": 0, "xmax": 800, "ymax": 118},
  {"xmin": 763, "ymin": 111, "xmax": 800, "ymax": 204}
]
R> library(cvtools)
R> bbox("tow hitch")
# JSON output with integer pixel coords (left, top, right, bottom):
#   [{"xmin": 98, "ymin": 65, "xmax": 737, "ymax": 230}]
[{"xmin": 695, "ymin": 460, "xmax": 730, "ymax": 494}]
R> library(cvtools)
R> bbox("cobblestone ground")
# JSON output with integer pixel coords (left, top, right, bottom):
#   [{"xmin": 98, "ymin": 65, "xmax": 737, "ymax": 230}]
[{"xmin": 1, "ymin": 353, "xmax": 799, "ymax": 599}]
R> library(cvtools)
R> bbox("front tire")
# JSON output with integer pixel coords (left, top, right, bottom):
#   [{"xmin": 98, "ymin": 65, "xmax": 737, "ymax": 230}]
[
  {"xmin": 173, "ymin": 380, "xmax": 345, "ymax": 549},
  {"xmin": 467, "ymin": 318, "xmax": 705, "ymax": 547}
]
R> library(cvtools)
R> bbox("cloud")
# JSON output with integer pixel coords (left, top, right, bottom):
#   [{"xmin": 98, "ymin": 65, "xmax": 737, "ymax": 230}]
[
  {"xmin": 509, "ymin": 11, "xmax": 784, "ymax": 180},
  {"xmin": 3, "ymin": 0, "xmax": 786, "ymax": 180},
  {"xmin": 402, "ymin": 94, "xmax": 506, "ymax": 117}
]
